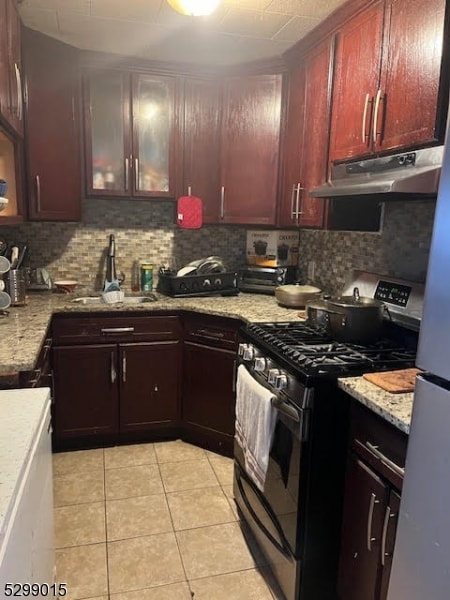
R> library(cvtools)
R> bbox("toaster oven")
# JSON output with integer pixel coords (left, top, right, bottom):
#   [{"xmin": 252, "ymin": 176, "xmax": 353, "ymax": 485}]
[{"xmin": 238, "ymin": 265, "xmax": 298, "ymax": 294}]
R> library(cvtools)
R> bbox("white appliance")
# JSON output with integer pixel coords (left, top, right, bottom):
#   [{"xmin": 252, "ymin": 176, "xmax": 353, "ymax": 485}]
[
  {"xmin": 0, "ymin": 389, "xmax": 54, "ymax": 595},
  {"xmin": 387, "ymin": 113, "xmax": 450, "ymax": 599}
]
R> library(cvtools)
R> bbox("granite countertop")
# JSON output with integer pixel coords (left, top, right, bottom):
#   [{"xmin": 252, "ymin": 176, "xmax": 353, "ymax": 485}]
[
  {"xmin": 0, "ymin": 290, "xmax": 303, "ymax": 374},
  {"xmin": 0, "ymin": 388, "xmax": 51, "ymax": 548},
  {"xmin": 1, "ymin": 291, "xmax": 414, "ymax": 435},
  {"xmin": 338, "ymin": 376, "xmax": 413, "ymax": 434}
]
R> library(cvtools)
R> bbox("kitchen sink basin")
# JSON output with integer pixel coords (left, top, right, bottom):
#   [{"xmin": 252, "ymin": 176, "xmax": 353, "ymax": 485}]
[{"xmin": 72, "ymin": 294, "xmax": 157, "ymax": 305}]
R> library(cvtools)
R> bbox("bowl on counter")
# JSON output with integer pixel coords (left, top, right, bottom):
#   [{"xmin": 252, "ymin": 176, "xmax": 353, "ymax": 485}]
[
  {"xmin": 275, "ymin": 283, "xmax": 322, "ymax": 308},
  {"xmin": 54, "ymin": 280, "xmax": 79, "ymax": 294}
]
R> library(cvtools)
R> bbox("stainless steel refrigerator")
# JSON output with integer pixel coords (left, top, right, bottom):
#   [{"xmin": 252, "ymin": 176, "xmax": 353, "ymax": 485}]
[{"xmin": 387, "ymin": 117, "xmax": 450, "ymax": 599}]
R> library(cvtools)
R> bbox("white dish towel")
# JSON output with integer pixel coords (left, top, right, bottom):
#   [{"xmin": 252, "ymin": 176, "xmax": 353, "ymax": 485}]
[{"xmin": 235, "ymin": 364, "xmax": 277, "ymax": 491}]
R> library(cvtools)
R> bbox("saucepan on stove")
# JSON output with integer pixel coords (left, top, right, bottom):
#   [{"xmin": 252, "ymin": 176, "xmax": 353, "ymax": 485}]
[
  {"xmin": 305, "ymin": 287, "xmax": 386, "ymax": 343},
  {"xmin": 274, "ymin": 283, "xmax": 322, "ymax": 308}
]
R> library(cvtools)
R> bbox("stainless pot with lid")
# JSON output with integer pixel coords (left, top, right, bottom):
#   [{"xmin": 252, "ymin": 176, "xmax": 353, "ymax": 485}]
[{"xmin": 305, "ymin": 287, "xmax": 386, "ymax": 343}]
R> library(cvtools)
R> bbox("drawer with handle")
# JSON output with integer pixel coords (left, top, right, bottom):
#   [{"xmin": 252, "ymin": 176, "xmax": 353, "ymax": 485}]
[{"xmin": 52, "ymin": 315, "xmax": 181, "ymax": 345}]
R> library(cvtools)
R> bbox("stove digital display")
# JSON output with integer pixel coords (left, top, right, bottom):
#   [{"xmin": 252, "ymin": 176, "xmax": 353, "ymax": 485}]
[{"xmin": 375, "ymin": 280, "xmax": 411, "ymax": 307}]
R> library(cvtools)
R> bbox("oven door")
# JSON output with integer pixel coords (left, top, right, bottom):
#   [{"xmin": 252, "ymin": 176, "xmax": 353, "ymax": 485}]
[{"xmin": 233, "ymin": 382, "xmax": 310, "ymax": 600}]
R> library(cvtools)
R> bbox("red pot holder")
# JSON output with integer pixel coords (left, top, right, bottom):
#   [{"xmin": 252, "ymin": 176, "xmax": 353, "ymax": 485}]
[{"xmin": 177, "ymin": 195, "xmax": 203, "ymax": 229}]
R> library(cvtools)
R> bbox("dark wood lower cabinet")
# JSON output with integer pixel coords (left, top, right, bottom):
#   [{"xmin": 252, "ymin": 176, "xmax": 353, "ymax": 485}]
[
  {"xmin": 52, "ymin": 344, "xmax": 119, "ymax": 444},
  {"xmin": 119, "ymin": 341, "xmax": 180, "ymax": 434},
  {"xmin": 181, "ymin": 314, "xmax": 240, "ymax": 456},
  {"xmin": 50, "ymin": 312, "xmax": 238, "ymax": 454},
  {"xmin": 183, "ymin": 341, "xmax": 236, "ymax": 456},
  {"xmin": 337, "ymin": 402, "xmax": 406, "ymax": 600},
  {"xmin": 51, "ymin": 314, "xmax": 182, "ymax": 450}
]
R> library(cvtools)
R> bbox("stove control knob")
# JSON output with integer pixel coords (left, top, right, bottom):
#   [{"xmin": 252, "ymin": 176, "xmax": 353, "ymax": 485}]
[
  {"xmin": 243, "ymin": 345, "xmax": 255, "ymax": 361},
  {"xmin": 274, "ymin": 374, "xmax": 288, "ymax": 390},
  {"xmin": 238, "ymin": 343, "xmax": 248, "ymax": 357},
  {"xmin": 268, "ymin": 368, "xmax": 280, "ymax": 384},
  {"xmin": 254, "ymin": 357, "xmax": 266, "ymax": 372}
]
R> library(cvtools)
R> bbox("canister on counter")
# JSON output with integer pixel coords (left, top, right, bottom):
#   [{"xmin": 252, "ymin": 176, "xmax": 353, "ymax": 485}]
[{"xmin": 140, "ymin": 263, "xmax": 153, "ymax": 292}]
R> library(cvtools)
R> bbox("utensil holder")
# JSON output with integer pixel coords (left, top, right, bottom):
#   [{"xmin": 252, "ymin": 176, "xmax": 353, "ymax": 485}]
[{"xmin": 5, "ymin": 269, "xmax": 26, "ymax": 306}]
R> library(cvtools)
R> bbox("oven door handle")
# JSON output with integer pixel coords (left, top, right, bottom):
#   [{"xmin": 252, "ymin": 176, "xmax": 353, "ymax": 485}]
[
  {"xmin": 236, "ymin": 464, "xmax": 294, "ymax": 559},
  {"xmin": 272, "ymin": 397, "xmax": 300, "ymax": 423}
]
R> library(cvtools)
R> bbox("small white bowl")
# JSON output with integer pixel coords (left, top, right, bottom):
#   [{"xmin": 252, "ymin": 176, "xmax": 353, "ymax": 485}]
[
  {"xmin": 54, "ymin": 280, "xmax": 78, "ymax": 293},
  {"xmin": 102, "ymin": 290, "xmax": 125, "ymax": 304}
]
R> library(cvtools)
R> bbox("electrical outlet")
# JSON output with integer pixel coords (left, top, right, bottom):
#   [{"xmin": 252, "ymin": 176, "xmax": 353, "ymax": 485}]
[{"xmin": 307, "ymin": 260, "xmax": 315, "ymax": 281}]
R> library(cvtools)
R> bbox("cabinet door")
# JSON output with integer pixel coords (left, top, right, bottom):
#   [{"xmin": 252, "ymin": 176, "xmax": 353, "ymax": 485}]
[
  {"xmin": 337, "ymin": 454, "xmax": 388, "ymax": 600},
  {"xmin": 183, "ymin": 341, "xmax": 236, "ymax": 454},
  {"xmin": 377, "ymin": 0, "xmax": 446, "ymax": 152},
  {"xmin": 119, "ymin": 341, "xmax": 180, "ymax": 434},
  {"xmin": 183, "ymin": 77, "xmax": 221, "ymax": 222},
  {"xmin": 329, "ymin": 2, "xmax": 384, "ymax": 162},
  {"xmin": 132, "ymin": 74, "xmax": 175, "ymax": 197},
  {"xmin": 84, "ymin": 70, "xmax": 130, "ymax": 196},
  {"xmin": 0, "ymin": 0, "xmax": 9, "ymax": 122},
  {"xmin": 23, "ymin": 29, "xmax": 81, "ymax": 221},
  {"xmin": 5, "ymin": 0, "xmax": 23, "ymax": 136},
  {"xmin": 298, "ymin": 38, "xmax": 333, "ymax": 228},
  {"xmin": 278, "ymin": 65, "xmax": 305, "ymax": 227},
  {"xmin": 220, "ymin": 74, "xmax": 282, "ymax": 225},
  {"xmin": 379, "ymin": 489, "xmax": 400, "ymax": 600},
  {"xmin": 52, "ymin": 345, "xmax": 119, "ymax": 442}
]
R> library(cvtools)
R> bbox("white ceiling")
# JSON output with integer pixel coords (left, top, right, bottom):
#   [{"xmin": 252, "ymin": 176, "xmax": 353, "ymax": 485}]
[{"xmin": 18, "ymin": 0, "xmax": 348, "ymax": 66}]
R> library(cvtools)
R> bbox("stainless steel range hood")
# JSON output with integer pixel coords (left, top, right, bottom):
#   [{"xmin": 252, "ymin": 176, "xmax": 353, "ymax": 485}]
[{"xmin": 310, "ymin": 146, "xmax": 444, "ymax": 198}]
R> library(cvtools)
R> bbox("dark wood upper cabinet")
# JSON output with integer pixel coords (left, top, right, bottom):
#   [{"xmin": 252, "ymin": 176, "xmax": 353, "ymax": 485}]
[
  {"xmin": 329, "ymin": 1, "xmax": 385, "ymax": 162},
  {"xmin": 379, "ymin": 0, "xmax": 447, "ymax": 151},
  {"xmin": 330, "ymin": 0, "xmax": 447, "ymax": 163},
  {"xmin": 279, "ymin": 38, "xmax": 334, "ymax": 228},
  {"xmin": 182, "ymin": 77, "xmax": 221, "ymax": 223},
  {"xmin": 83, "ymin": 70, "xmax": 177, "ymax": 199},
  {"xmin": 23, "ymin": 28, "xmax": 82, "ymax": 221},
  {"xmin": 0, "ymin": 0, "xmax": 23, "ymax": 137},
  {"xmin": 219, "ymin": 74, "xmax": 282, "ymax": 225}
]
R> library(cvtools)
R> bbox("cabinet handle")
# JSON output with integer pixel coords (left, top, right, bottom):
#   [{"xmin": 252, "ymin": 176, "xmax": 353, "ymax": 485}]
[
  {"xmin": 187, "ymin": 185, "xmax": 192, "ymax": 196},
  {"xmin": 14, "ymin": 63, "xmax": 22, "ymax": 121},
  {"xmin": 232, "ymin": 359, "xmax": 237, "ymax": 393},
  {"xmin": 135, "ymin": 157, "xmax": 139, "ymax": 190},
  {"xmin": 122, "ymin": 351, "xmax": 127, "ymax": 383},
  {"xmin": 365, "ymin": 441, "xmax": 405, "ymax": 478},
  {"xmin": 366, "ymin": 492, "xmax": 379, "ymax": 551},
  {"xmin": 110, "ymin": 352, "xmax": 117, "ymax": 384},
  {"xmin": 372, "ymin": 89, "xmax": 384, "ymax": 145},
  {"xmin": 197, "ymin": 329, "xmax": 225, "ymax": 338},
  {"xmin": 35, "ymin": 175, "xmax": 41, "ymax": 213},
  {"xmin": 290, "ymin": 184, "xmax": 296, "ymax": 220},
  {"xmin": 295, "ymin": 183, "xmax": 303, "ymax": 223},
  {"xmin": 380, "ymin": 504, "xmax": 395, "ymax": 566},
  {"xmin": 361, "ymin": 93, "xmax": 372, "ymax": 144},
  {"xmin": 125, "ymin": 158, "xmax": 129, "ymax": 191},
  {"xmin": 28, "ymin": 368, "xmax": 42, "ymax": 387},
  {"xmin": 101, "ymin": 327, "xmax": 135, "ymax": 334},
  {"xmin": 220, "ymin": 186, "xmax": 225, "ymax": 219}
]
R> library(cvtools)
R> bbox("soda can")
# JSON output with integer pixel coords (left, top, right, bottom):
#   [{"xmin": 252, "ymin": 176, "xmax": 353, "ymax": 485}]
[{"xmin": 140, "ymin": 263, "xmax": 153, "ymax": 292}]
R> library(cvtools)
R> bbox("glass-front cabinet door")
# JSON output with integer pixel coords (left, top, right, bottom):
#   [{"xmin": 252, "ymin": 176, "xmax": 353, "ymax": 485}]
[
  {"xmin": 132, "ymin": 74, "xmax": 174, "ymax": 197},
  {"xmin": 84, "ymin": 70, "xmax": 129, "ymax": 196},
  {"xmin": 83, "ymin": 70, "xmax": 175, "ymax": 198}
]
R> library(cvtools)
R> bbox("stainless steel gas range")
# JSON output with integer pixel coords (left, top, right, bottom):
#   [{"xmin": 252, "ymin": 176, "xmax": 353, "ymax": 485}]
[{"xmin": 233, "ymin": 271, "xmax": 424, "ymax": 600}]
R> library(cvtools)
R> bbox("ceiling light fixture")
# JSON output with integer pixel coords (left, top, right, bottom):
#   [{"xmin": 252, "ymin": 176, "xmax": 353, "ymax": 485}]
[{"xmin": 167, "ymin": 0, "xmax": 221, "ymax": 17}]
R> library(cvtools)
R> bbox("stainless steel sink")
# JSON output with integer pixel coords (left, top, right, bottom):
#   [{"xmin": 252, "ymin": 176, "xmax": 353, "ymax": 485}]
[{"xmin": 72, "ymin": 295, "xmax": 157, "ymax": 305}]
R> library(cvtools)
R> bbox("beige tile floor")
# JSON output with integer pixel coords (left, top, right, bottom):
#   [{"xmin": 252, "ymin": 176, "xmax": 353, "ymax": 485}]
[{"xmin": 53, "ymin": 440, "xmax": 284, "ymax": 600}]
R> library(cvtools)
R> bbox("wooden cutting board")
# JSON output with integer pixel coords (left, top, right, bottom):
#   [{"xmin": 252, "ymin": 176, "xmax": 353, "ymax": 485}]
[{"xmin": 363, "ymin": 368, "xmax": 421, "ymax": 393}]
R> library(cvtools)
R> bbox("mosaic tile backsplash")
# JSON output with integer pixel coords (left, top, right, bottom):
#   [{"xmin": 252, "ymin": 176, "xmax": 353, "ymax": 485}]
[{"xmin": 0, "ymin": 198, "xmax": 435, "ymax": 295}]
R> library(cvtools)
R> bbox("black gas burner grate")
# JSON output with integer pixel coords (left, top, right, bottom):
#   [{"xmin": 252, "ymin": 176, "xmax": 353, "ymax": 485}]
[{"xmin": 245, "ymin": 321, "xmax": 417, "ymax": 380}]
